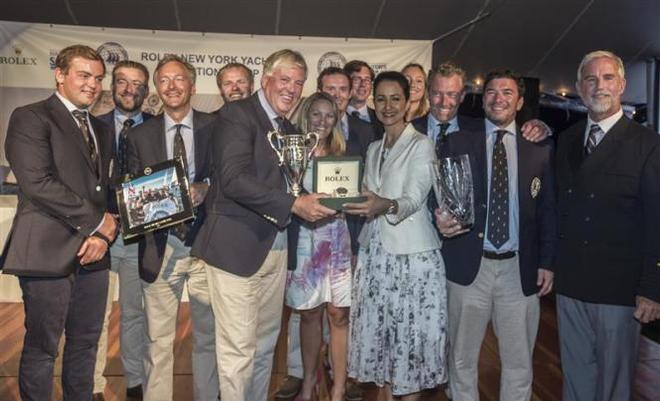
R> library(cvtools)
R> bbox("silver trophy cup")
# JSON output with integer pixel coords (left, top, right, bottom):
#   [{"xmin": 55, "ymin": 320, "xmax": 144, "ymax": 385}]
[
  {"xmin": 267, "ymin": 131, "xmax": 319, "ymax": 196},
  {"xmin": 435, "ymin": 154, "xmax": 474, "ymax": 228}
]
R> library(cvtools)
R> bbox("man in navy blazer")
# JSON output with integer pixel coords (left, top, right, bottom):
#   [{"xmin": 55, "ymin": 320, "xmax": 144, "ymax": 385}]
[
  {"xmin": 127, "ymin": 55, "xmax": 218, "ymax": 401},
  {"xmin": 554, "ymin": 51, "xmax": 660, "ymax": 401},
  {"xmin": 435, "ymin": 70, "xmax": 557, "ymax": 401},
  {"xmin": 94, "ymin": 60, "xmax": 153, "ymax": 400},
  {"xmin": 2, "ymin": 45, "xmax": 118, "ymax": 401}
]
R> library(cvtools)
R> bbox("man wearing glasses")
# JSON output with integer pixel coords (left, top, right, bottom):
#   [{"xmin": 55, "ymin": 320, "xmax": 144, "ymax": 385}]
[{"xmin": 344, "ymin": 60, "xmax": 384, "ymax": 139}]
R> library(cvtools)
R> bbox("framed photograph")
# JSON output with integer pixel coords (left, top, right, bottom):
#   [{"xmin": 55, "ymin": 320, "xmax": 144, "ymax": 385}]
[
  {"xmin": 313, "ymin": 156, "xmax": 366, "ymax": 210},
  {"xmin": 116, "ymin": 157, "xmax": 194, "ymax": 240}
]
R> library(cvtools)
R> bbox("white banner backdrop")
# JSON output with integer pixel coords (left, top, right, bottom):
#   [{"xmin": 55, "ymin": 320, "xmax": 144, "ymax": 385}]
[{"xmin": 0, "ymin": 21, "xmax": 432, "ymax": 166}]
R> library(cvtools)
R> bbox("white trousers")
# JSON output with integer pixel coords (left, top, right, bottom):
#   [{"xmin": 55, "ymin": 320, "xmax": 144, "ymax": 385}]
[
  {"xmin": 203, "ymin": 249, "xmax": 288, "ymax": 401},
  {"xmin": 142, "ymin": 235, "xmax": 218, "ymax": 401},
  {"xmin": 447, "ymin": 256, "xmax": 540, "ymax": 401}
]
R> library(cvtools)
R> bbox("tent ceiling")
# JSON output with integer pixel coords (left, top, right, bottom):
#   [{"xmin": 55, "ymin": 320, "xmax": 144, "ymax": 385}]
[{"xmin": 3, "ymin": 0, "xmax": 658, "ymax": 102}]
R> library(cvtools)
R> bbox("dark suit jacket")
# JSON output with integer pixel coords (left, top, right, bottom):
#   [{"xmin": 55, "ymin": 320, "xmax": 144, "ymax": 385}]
[
  {"xmin": 191, "ymin": 94, "xmax": 295, "ymax": 277},
  {"xmin": 1, "ymin": 94, "xmax": 114, "ymax": 276},
  {"xmin": 439, "ymin": 123, "xmax": 557, "ymax": 296},
  {"xmin": 126, "ymin": 110, "xmax": 214, "ymax": 282},
  {"xmin": 346, "ymin": 114, "xmax": 375, "ymax": 161},
  {"xmin": 367, "ymin": 107, "xmax": 384, "ymax": 140},
  {"xmin": 554, "ymin": 116, "xmax": 660, "ymax": 305},
  {"xmin": 97, "ymin": 109, "xmax": 154, "ymax": 214},
  {"xmin": 413, "ymin": 113, "xmax": 483, "ymax": 214}
]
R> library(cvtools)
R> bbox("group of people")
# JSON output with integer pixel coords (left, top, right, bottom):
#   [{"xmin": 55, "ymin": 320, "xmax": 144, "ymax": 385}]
[{"xmin": 1, "ymin": 42, "xmax": 659, "ymax": 401}]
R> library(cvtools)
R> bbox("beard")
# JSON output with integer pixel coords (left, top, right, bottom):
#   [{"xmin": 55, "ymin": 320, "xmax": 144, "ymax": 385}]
[
  {"xmin": 584, "ymin": 95, "xmax": 613, "ymax": 114},
  {"xmin": 113, "ymin": 90, "xmax": 144, "ymax": 113}
]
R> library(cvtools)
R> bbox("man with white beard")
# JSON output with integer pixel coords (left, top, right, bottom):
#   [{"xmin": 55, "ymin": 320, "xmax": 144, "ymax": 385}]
[{"xmin": 554, "ymin": 50, "xmax": 660, "ymax": 401}]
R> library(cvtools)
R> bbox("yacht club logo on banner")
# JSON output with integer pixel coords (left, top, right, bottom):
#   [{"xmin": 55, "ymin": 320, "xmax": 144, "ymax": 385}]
[
  {"xmin": 317, "ymin": 51, "xmax": 347, "ymax": 73},
  {"xmin": 96, "ymin": 42, "xmax": 129, "ymax": 66}
]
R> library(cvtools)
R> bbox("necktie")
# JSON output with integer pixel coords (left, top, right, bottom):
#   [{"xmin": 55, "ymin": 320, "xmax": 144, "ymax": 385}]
[
  {"xmin": 72, "ymin": 110, "xmax": 98, "ymax": 176},
  {"xmin": 585, "ymin": 124, "xmax": 602, "ymax": 156},
  {"xmin": 275, "ymin": 116, "xmax": 296, "ymax": 134},
  {"xmin": 173, "ymin": 124, "xmax": 188, "ymax": 176},
  {"xmin": 487, "ymin": 130, "xmax": 509, "ymax": 249},
  {"xmin": 117, "ymin": 118, "xmax": 135, "ymax": 176},
  {"xmin": 435, "ymin": 122, "xmax": 451, "ymax": 157},
  {"xmin": 171, "ymin": 124, "xmax": 189, "ymax": 242}
]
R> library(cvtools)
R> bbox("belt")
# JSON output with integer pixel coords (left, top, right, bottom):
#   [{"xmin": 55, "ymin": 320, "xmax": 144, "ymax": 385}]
[{"xmin": 483, "ymin": 250, "xmax": 517, "ymax": 260}]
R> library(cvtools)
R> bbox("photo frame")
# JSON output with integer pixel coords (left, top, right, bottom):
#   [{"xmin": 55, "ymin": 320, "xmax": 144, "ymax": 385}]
[
  {"xmin": 116, "ymin": 157, "xmax": 194, "ymax": 240},
  {"xmin": 313, "ymin": 156, "xmax": 366, "ymax": 210}
]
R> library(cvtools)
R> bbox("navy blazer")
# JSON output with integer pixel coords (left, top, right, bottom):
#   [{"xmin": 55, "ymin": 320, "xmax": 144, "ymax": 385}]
[
  {"xmin": 439, "ymin": 122, "xmax": 557, "ymax": 296},
  {"xmin": 126, "ymin": 110, "xmax": 214, "ymax": 282},
  {"xmin": 97, "ymin": 109, "xmax": 153, "ymax": 214},
  {"xmin": 191, "ymin": 94, "xmax": 296, "ymax": 277},
  {"xmin": 1, "ymin": 95, "xmax": 114, "ymax": 276},
  {"xmin": 554, "ymin": 116, "xmax": 660, "ymax": 305}
]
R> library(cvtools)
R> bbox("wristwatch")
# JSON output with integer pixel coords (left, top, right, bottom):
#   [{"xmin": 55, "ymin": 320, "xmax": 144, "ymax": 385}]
[{"xmin": 386, "ymin": 199, "xmax": 398, "ymax": 215}]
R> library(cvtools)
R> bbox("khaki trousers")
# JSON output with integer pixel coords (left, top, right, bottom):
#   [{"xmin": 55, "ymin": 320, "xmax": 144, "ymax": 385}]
[
  {"xmin": 447, "ymin": 255, "xmax": 540, "ymax": 401},
  {"xmin": 142, "ymin": 235, "xmax": 218, "ymax": 401},
  {"xmin": 93, "ymin": 237, "xmax": 145, "ymax": 393},
  {"xmin": 203, "ymin": 249, "xmax": 288, "ymax": 401}
]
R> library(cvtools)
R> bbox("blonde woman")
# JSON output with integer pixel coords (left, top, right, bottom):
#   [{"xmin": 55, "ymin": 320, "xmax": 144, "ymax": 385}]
[{"xmin": 285, "ymin": 92, "xmax": 352, "ymax": 401}]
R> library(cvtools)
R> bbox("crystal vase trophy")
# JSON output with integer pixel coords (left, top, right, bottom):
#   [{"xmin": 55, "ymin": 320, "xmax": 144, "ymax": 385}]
[
  {"xmin": 267, "ymin": 131, "xmax": 319, "ymax": 196},
  {"xmin": 435, "ymin": 154, "xmax": 474, "ymax": 228}
]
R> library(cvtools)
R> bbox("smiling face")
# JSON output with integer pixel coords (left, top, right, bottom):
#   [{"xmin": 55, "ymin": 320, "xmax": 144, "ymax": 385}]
[
  {"xmin": 320, "ymin": 73, "xmax": 351, "ymax": 115},
  {"xmin": 483, "ymin": 77, "xmax": 524, "ymax": 128},
  {"xmin": 261, "ymin": 65, "xmax": 306, "ymax": 116},
  {"xmin": 403, "ymin": 65, "xmax": 426, "ymax": 103},
  {"xmin": 112, "ymin": 66, "xmax": 148, "ymax": 113},
  {"xmin": 307, "ymin": 98, "xmax": 337, "ymax": 142},
  {"xmin": 155, "ymin": 61, "xmax": 195, "ymax": 113},
  {"xmin": 218, "ymin": 66, "xmax": 253, "ymax": 103},
  {"xmin": 576, "ymin": 56, "xmax": 626, "ymax": 121},
  {"xmin": 429, "ymin": 73, "xmax": 465, "ymax": 123},
  {"xmin": 350, "ymin": 66, "xmax": 373, "ymax": 104},
  {"xmin": 56, "ymin": 57, "xmax": 105, "ymax": 108},
  {"xmin": 374, "ymin": 80, "xmax": 409, "ymax": 128}
]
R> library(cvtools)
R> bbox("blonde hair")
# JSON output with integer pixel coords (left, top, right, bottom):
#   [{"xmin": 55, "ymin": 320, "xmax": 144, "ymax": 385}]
[
  {"xmin": 296, "ymin": 92, "xmax": 346, "ymax": 156},
  {"xmin": 263, "ymin": 49, "xmax": 307, "ymax": 78},
  {"xmin": 577, "ymin": 50, "xmax": 625, "ymax": 82},
  {"xmin": 402, "ymin": 63, "xmax": 430, "ymax": 120}
]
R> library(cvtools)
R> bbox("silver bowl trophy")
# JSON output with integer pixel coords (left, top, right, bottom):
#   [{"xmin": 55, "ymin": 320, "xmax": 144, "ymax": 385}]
[
  {"xmin": 267, "ymin": 130, "xmax": 319, "ymax": 196},
  {"xmin": 434, "ymin": 154, "xmax": 474, "ymax": 228}
]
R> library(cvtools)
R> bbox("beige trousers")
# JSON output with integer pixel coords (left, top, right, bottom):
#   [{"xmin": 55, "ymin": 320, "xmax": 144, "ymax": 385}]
[
  {"xmin": 142, "ymin": 235, "xmax": 218, "ymax": 401},
  {"xmin": 93, "ymin": 237, "xmax": 145, "ymax": 393},
  {"xmin": 447, "ymin": 255, "xmax": 540, "ymax": 401},
  {"xmin": 203, "ymin": 249, "xmax": 288, "ymax": 401}
]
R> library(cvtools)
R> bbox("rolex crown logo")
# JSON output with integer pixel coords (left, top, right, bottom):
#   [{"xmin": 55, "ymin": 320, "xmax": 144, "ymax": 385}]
[{"xmin": 335, "ymin": 166, "xmax": 342, "ymax": 175}]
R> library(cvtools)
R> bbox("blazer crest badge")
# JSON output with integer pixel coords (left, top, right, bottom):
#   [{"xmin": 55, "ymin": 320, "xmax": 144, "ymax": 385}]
[{"xmin": 530, "ymin": 177, "xmax": 541, "ymax": 199}]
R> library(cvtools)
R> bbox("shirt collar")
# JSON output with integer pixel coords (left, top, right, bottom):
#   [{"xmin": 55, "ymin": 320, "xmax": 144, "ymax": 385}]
[
  {"xmin": 55, "ymin": 91, "xmax": 86, "ymax": 114},
  {"xmin": 164, "ymin": 108, "xmax": 194, "ymax": 132},
  {"xmin": 485, "ymin": 118, "xmax": 516, "ymax": 137},
  {"xmin": 257, "ymin": 89, "xmax": 280, "ymax": 129},
  {"xmin": 428, "ymin": 113, "xmax": 458, "ymax": 131},
  {"xmin": 587, "ymin": 108, "xmax": 623, "ymax": 135},
  {"xmin": 113, "ymin": 109, "xmax": 144, "ymax": 127}
]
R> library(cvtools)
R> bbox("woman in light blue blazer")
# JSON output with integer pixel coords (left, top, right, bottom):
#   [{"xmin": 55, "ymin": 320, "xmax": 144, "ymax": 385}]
[{"xmin": 344, "ymin": 71, "xmax": 448, "ymax": 401}]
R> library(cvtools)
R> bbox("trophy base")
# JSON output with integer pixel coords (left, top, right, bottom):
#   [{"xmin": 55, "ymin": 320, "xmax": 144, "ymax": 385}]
[{"xmin": 320, "ymin": 196, "xmax": 367, "ymax": 211}]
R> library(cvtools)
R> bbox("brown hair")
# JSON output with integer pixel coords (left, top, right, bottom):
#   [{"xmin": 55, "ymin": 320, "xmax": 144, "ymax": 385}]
[{"xmin": 296, "ymin": 92, "xmax": 346, "ymax": 156}]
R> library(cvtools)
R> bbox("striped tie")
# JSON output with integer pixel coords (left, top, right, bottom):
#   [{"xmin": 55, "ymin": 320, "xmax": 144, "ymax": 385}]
[{"xmin": 585, "ymin": 124, "xmax": 602, "ymax": 156}]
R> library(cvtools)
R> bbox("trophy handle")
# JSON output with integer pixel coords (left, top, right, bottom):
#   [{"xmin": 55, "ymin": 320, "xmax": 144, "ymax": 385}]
[
  {"xmin": 266, "ymin": 130, "xmax": 285, "ymax": 165},
  {"xmin": 305, "ymin": 132, "xmax": 319, "ymax": 160}
]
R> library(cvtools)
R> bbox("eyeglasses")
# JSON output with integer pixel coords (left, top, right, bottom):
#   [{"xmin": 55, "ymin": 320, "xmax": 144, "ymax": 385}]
[{"xmin": 351, "ymin": 76, "xmax": 373, "ymax": 85}]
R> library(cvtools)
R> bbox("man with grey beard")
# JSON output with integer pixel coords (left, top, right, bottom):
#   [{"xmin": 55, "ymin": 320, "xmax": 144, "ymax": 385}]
[{"xmin": 554, "ymin": 50, "xmax": 660, "ymax": 401}]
